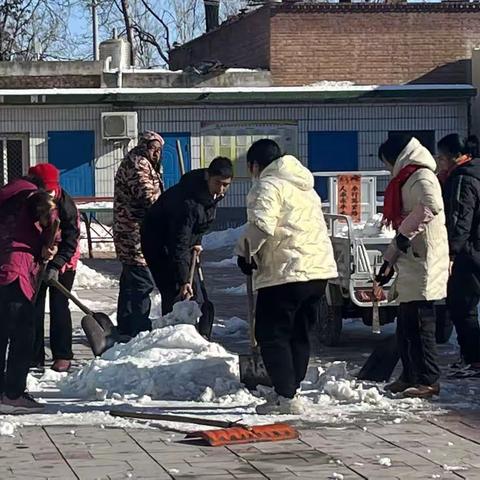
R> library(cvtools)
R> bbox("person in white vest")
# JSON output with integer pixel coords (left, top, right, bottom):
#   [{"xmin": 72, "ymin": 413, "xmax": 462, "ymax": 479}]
[
  {"xmin": 235, "ymin": 139, "xmax": 337, "ymax": 415},
  {"xmin": 376, "ymin": 135, "xmax": 449, "ymax": 398}
]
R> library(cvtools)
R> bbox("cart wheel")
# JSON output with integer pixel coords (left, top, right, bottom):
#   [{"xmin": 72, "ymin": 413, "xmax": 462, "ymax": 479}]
[
  {"xmin": 317, "ymin": 294, "xmax": 342, "ymax": 346},
  {"xmin": 435, "ymin": 304, "xmax": 453, "ymax": 344}
]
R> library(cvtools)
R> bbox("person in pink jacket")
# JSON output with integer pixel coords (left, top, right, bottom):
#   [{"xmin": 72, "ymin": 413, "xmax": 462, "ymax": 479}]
[{"xmin": 0, "ymin": 178, "xmax": 56, "ymax": 414}]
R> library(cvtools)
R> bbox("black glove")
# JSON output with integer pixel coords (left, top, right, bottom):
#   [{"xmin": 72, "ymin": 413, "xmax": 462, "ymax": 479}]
[
  {"xmin": 375, "ymin": 261, "xmax": 394, "ymax": 286},
  {"xmin": 237, "ymin": 256, "xmax": 258, "ymax": 276},
  {"xmin": 45, "ymin": 267, "xmax": 59, "ymax": 285},
  {"xmin": 395, "ymin": 233, "xmax": 411, "ymax": 254}
]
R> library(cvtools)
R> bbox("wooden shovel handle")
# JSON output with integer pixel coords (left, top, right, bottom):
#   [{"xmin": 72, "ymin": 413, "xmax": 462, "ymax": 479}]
[
  {"xmin": 244, "ymin": 239, "xmax": 257, "ymax": 348},
  {"xmin": 188, "ymin": 250, "xmax": 198, "ymax": 286},
  {"xmin": 49, "ymin": 278, "xmax": 93, "ymax": 316}
]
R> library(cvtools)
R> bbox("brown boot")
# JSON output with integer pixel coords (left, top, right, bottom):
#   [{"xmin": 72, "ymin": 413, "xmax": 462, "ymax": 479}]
[
  {"xmin": 51, "ymin": 359, "xmax": 71, "ymax": 373},
  {"xmin": 402, "ymin": 383, "xmax": 440, "ymax": 399},
  {"xmin": 384, "ymin": 380, "xmax": 411, "ymax": 394}
]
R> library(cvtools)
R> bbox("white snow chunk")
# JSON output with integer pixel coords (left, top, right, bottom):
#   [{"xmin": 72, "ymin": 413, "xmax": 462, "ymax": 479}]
[
  {"xmin": 329, "ymin": 473, "xmax": 344, "ymax": 480},
  {"xmin": 151, "ymin": 300, "xmax": 201, "ymax": 329},
  {"xmin": 213, "ymin": 317, "xmax": 249, "ymax": 338},
  {"xmin": 0, "ymin": 422, "xmax": 15, "ymax": 436},
  {"xmin": 202, "ymin": 225, "xmax": 245, "ymax": 250},
  {"xmin": 443, "ymin": 465, "xmax": 468, "ymax": 472},
  {"xmin": 379, "ymin": 457, "xmax": 392, "ymax": 467},
  {"xmin": 447, "ymin": 441, "xmax": 454, "ymax": 446}
]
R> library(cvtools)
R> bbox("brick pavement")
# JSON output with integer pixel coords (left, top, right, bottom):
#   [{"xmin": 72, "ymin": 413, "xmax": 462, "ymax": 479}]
[{"xmin": 0, "ymin": 255, "xmax": 479, "ymax": 479}]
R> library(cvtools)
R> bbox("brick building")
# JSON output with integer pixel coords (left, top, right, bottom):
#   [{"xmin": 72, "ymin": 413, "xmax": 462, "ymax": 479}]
[{"xmin": 169, "ymin": 2, "xmax": 480, "ymax": 86}]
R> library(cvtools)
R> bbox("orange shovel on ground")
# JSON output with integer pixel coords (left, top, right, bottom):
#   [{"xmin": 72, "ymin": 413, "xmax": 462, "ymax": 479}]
[{"xmin": 110, "ymin": 409, "xmax": 299, "ymax": 447}]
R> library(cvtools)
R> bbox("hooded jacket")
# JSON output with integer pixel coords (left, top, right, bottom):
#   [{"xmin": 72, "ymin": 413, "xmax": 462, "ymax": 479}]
[
  {"xmin": 237, "ymin": 155, "xmax": 337, "ymax": 290},
  {"xmin": 0, "ymin": 179, "xmax": 47, "ymax": 300},
  {"xmin": 385, "ymin": 138, "xmax": 449, "ymax": 303},
  {"xmin": 113, "ymin": 144, "xmax": 163, "ymax": 266},
  {"xmin": 141, "ymin": 169, "xmax": 218, "ymax": 285},
  {"xmin": 443, "ymin": 157, "xmax": 480, "ymax": 292}
]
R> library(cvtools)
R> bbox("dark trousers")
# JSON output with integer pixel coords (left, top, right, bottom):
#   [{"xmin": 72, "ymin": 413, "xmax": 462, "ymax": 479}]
[
  {"xmin": 0, "ymin": 281, "xmax": 35, "ymax": 399},
  {"xmin": 397, "ymin": 300, "xmax": 440, "ymax": 386},
  {"xmin": 117, "ymin": 263, "xmax": 154, "ymax": 337},
  {"xmin": 255, "ymin": 279, "xmax": 327, "ymax": 399},
  {"xmin": 33, "ymin": 269, "xmax": 75, "ymax": 365},
  {"xmin": 447, "ymin": 273, "xmax": 480, "ymax": 365}
]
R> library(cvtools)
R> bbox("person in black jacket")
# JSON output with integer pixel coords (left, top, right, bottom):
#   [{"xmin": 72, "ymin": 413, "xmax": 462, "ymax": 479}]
[
  {"xmin": 438, "ymin": 134, "xmax": 480, "ymax": 376},
  {"xmin": 141, "ymin": 157, "xmax": 233, "ymax": 315},
  {"xmin": 27, "ymin": 164, "xmax": 80, "ymax": 373}
]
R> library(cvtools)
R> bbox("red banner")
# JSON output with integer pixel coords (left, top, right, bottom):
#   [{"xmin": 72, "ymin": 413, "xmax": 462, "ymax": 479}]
[{"xmin": 337, "ymin": 175, "xmax": 361, "ymax": 222}]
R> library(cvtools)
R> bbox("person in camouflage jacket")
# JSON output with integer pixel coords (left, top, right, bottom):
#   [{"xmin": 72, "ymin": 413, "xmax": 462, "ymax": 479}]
[{"xmin": 113, "ymin": 131, "xmax": 164, "ymax": 337}]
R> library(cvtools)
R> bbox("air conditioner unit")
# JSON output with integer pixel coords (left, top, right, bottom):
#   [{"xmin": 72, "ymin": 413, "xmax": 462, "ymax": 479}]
[{"xmin": 101, "ymin": 112, "xmax": 138, "ymax": 140}]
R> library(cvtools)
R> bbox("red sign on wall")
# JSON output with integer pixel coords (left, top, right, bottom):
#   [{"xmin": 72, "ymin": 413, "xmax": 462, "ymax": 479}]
[{"xmin": 337, "ymin": 175, "xmax": 361, "ymax": 222}]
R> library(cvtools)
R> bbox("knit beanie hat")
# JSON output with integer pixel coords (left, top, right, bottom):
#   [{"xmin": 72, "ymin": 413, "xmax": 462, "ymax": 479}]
[
  {"xmin": 28, "ymin": 163, "xmax": 61, "ymax": 198},
  {"xmin": 138, "ymin": 131, "xmax": 165, "ymax": 147}
]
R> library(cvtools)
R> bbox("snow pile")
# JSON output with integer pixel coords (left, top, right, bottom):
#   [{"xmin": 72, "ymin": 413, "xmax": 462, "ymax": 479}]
[
  {"xmin": 202, "ymin": 225, "xmax": 245, "ymax": 250},
  {"xmin": 307, "ymin": 80, "xmax": 355, "ymax": 89},
  {"xmin": 151, "ymin": 300, "xmax": 201, "ymax": 329},
  {"xmin": 77, "ymin": 201, "xmax": 113, "ymax": 210},
  {"xmin": 302, "ymin": 362, "xmax": 422, "ymax": 412},
  {"xmin": 60, "ymin": 302, "xmax": 254, "ymax": 404},
  {"xmin": 74, "ymin": 260, "xmax": 118, "ymax": 289},
  {"xmin": 213, "ymin": 317, "xmax": 249, "ymax": 338}
]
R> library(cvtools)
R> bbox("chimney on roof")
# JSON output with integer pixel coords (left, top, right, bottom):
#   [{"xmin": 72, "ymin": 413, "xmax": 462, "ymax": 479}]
[{"xmin": 204, "ymin": 0, "xmax": 220, "ymax": 33}]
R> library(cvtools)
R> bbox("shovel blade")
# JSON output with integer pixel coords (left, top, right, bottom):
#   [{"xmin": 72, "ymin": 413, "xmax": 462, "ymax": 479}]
[
  {"xmin": 197, "ymin": 300, "xmax": 214, "ymax": 340},
  {"xmin": 357, "ymin": 334, "xmax": 399, "ymax": 382},
  {"xmin": 239, "ymin": 351, "xmax": 272, "ymax": 390},
  {"xmin": 81, "ymin": 314, "xmax": 109, "ymax": 357},
  {"xmin": 185, "ymin": 423, "xmax": 299, "ymax": 447}
]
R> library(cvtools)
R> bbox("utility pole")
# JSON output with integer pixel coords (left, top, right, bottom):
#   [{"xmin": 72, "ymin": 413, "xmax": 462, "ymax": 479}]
[{"xmin": 92, "ymin": 0, "xmax": 99, "ymax": 60}]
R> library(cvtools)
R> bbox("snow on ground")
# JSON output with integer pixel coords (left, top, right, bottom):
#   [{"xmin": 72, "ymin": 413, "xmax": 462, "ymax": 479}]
[
  {"xmin": 77, "ymin": 201, "xmax": 113, "ymax": 210},
  {"xmin": 219, "ymin": 284, "xmax": 247, "ymax": 296},
  {"xmin": 213, "ymin": 317, "xmax": 249, "ymax": 338},
  {"xmin": 202, "ymin": 225, "xmax": 245, "ymax": 250},
  {"xmin": 74, "ymin": 260, "xmax": 118, "ymax": 289},
  {"xmin": 79, "ymin": 220, "xmax": 115, "ymax": 254},
  {"xmin": 336, "ymin": 214, "xmax": 395, "ymax": 239},
  {"xmin": 204, "ymin": 256, "xmax": 237, "ymax": 268}
]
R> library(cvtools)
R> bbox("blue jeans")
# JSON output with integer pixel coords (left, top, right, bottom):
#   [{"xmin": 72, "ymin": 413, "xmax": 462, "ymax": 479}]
[{"xmin": 117, "ymin": 264, "xmax": 154, "ymax": 337}]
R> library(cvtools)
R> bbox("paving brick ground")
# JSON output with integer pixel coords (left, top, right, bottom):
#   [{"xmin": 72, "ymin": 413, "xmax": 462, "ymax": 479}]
[{"xmin": 0, "ymin": 252, "xmax": 479, "ymax": 479}]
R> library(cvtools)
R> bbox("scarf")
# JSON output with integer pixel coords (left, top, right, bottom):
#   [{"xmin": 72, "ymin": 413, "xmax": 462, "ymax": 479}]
[
  {"xmin": 437, "ymin": 154, "xmax": 472, "ymax": 185},
  {"xmin": 383, "ymin": 165, "xmax": 425, "ymax": 230}
]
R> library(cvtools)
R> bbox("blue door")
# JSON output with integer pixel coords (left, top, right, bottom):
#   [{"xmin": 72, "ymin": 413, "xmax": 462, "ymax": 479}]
[
  {"xmin": 308, "ymin": 131, "xmax": 358, "ymax": 200},
  {"xmin": 161, "ymin": 133, "xmax": 191, "ymax": 189},
  {"xmin": 48, "ymin": 131, "xmax": 95, "ymax": 196}
]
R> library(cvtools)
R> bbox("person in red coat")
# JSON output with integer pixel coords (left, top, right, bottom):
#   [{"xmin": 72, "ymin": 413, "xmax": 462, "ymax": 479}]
[{"xmin": 0, "ymin": 178, "xmax": 56, "ymax": 413}]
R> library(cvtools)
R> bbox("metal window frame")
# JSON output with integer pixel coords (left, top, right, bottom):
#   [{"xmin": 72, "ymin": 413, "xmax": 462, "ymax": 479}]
[{"xmin": 0, "ymin": 134, "xmax": 29, "ymax": 184}]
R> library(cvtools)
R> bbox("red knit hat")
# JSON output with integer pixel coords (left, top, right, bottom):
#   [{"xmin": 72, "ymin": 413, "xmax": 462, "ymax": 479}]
[{"xmin": 28, "ymin": 163, "xmax": 61, "ymax": 197}]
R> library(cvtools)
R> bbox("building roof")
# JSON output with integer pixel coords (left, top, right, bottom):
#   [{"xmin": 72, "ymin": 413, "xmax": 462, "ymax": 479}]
[{"xmin": 0, "ymin": 84, "xmax": 474, "ymax": 106}]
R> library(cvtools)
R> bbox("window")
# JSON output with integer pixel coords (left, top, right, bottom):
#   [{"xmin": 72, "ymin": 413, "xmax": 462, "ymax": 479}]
[
  {"xmin": 0, "ymin": 135, "xmax": 28, "ymax": 186},
  {"xmin": 201, "ymin": 123, "xmax": 298, "ymax": 178},
  {"xmin": 388, "ymin": 130, "xmax": 436, "ymax": 154}
]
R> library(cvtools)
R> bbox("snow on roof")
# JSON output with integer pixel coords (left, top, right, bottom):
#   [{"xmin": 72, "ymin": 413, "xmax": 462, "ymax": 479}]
[{"xmin": 0, "ymin": 84, "xmax": 474, "ymax": 96}]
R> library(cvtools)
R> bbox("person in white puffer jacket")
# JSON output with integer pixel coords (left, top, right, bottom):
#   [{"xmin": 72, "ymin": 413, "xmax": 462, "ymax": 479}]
[{"xmin": 235, "ymin": 139, "xmax": 337, "ymax": 415}]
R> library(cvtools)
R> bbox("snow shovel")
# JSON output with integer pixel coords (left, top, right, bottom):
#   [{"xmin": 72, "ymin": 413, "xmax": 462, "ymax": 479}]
[
  {"xmin": 196, "ymin": 258, "xmax": 215, "ymax": 340},
  {"xmin": 239, "ymin": 239, "xmax": 272, "ymax": 390},
  {"xmin": 109, "ymin": 409, "xmax": 298, "ymax": 447},
  {"xmin": 33, "ymin": 218, "xmax": 61, "ymax": 304},
  {"xmin": 48, "ymin": 279, "xmax": 130, "ymax": 356}
]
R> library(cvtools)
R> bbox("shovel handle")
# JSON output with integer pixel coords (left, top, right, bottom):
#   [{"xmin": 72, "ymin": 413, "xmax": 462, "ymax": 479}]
[
  {"xmin": 188, "ymin": 250, "xmax": 198, "ymax": 286},
  {"xmin": 244, "ymin": 239, "xmax": 257, "ymax": 348},
  {"xmin": 371, "ymin": 268, "xmax": 381, "ymax": 335},
  {"xmin": 49, "ymin": 278, "xmax": 93, "ymax": 316},
  {"xmin": 176, "ymin": 140, "xmax": 186, "ymax": 176}
]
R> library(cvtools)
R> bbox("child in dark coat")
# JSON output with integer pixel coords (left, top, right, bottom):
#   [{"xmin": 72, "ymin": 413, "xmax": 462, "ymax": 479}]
[{"xmin": 0, "ymin": 178, "xmax": 56, "ymax": 414}]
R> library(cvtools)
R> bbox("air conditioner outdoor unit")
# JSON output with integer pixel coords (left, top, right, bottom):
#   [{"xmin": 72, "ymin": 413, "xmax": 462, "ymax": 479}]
[{"xmin": 101, "ymin": 112, "xmax": 138, "ymax": 140}]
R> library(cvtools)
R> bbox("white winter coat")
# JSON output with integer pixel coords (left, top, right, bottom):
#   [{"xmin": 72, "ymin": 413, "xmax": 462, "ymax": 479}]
[
  {"xmin": 236, "ymin": 155, "xmax": 337, "ymax": 290},
  {"xmin": 386, "ymin": 138, "xmax": 449, "ymax": 303}
]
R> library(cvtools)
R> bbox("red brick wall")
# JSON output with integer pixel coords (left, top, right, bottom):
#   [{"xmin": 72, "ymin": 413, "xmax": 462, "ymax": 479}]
[
  {"xmin": 270, "ymin": 10, "xmax": 480, "ymax": 86},
  {"xmin": 169, "ymin": 7, "xmax": 270, "ymax": 71},
  {"xmin": 0, "ymin": 75, "xmax": 100, "ymax": 89}
]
